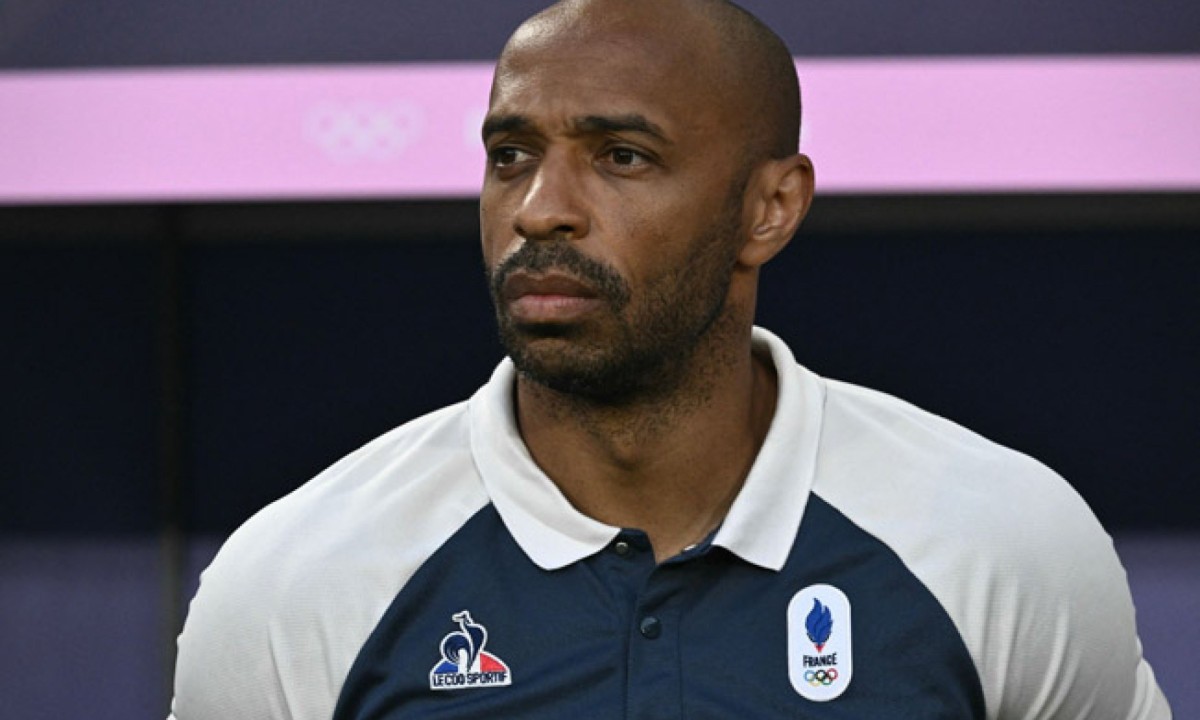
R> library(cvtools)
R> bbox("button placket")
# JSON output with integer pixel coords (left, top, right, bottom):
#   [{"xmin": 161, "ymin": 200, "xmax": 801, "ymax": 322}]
[{"xmin": 626, "ymin": 563, "xmax": 685, "ymax": 720}]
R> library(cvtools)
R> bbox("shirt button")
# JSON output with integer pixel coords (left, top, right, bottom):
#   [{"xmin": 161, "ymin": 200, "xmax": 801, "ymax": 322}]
[
  {"xmin": 614, "ymin": 541, "xmax": 631, "ymax": 556},
  {"xmin": 639, "ymin": 616, "xmax": 662, "ymax": 639}
]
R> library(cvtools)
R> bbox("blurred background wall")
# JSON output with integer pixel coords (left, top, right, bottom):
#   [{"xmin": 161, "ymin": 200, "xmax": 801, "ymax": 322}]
[{"xmin": 1, "ymin": 1, "xmax": 1197, "ymax": 717}]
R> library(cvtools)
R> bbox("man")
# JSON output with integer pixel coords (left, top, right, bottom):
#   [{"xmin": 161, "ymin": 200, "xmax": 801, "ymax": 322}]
[{"xmin": 170, "ymin": 0, "xmax": 1171, "ymax": 718}]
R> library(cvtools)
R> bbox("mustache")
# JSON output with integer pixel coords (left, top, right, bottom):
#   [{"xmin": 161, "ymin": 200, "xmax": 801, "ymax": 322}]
[{"xmin": 489, "ymin": 243, "xmax": 630, "ymax": 309}]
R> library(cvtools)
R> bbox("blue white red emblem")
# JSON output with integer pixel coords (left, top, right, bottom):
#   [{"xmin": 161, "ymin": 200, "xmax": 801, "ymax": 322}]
[
  {"xmin": 787, "ymin": 584, "xmax": 853, "ymax": 701},
  {"xmin": 429, "ymin": 610, "xmax": 512, "ymax": 690}
]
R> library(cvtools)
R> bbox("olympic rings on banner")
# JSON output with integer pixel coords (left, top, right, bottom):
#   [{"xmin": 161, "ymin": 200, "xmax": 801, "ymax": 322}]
[
  {"xmin": 304, "ymin": 101, "xmax": 425, "ymax": 161},
  {"xmin": 804, "ymin": 668, "xmax": 839, "ymax": 686}
]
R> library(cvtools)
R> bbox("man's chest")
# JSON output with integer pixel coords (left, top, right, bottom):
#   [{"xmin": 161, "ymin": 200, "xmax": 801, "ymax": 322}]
[{"xmin": 330, "ymin": 501, "xmax": 985, "ymax": 719}]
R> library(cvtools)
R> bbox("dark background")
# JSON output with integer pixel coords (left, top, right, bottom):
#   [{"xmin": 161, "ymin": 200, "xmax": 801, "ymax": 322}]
[
  {"xmin": 3, "ymin": 0, "xmax": 1199, "ymax": 67},
  {"xmin": 1, "ymin": 1, "xmax": 1197, "ymax": 717},
  {"xmin": 3, "ymin": 196, "xmax": 1198, "ymax": 539}
]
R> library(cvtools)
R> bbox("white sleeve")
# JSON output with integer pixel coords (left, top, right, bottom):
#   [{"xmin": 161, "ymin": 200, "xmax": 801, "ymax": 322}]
[
  {"xmin": 168, "ymin": 406, "xmax": 488, "ymax": 720},
  {"xmin": 979, "ymin": 489, "xmax": 1171, "ymax": 720},
  {"xmin": 813, "ymin": 383, "xmax": 1172, "ymax": 719},
  {"xmin": 168, "ymin": 515, "xmax": 314, "ymax": 720}
]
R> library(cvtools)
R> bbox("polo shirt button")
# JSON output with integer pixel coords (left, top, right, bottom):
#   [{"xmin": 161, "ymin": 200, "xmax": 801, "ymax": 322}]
[
  {"xmin": 614, "ymin": 541, "xmax": 631, "ymax": 556},
  {"xmin": 639, "ymin": 616, "xmax": 662, "ymax": 639}
]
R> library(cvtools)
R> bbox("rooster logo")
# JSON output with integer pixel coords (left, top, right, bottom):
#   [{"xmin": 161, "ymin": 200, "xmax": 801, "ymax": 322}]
[
  {"xmin": 429, "ymin": 610, "xmax": 512, "ymax": 689},
  {"xmin": 441, "ymin": 611, "xmax": 487, "ymax": 672}
]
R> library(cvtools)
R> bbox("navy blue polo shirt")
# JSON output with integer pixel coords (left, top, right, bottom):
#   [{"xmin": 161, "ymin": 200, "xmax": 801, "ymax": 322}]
[
  {"xmin": 170, "ymin": 328, "xmax": 1168, "ymax": 719},
  {"xmin": 331, "ymin": 502, "xmax": 983, "ymax": 719}
]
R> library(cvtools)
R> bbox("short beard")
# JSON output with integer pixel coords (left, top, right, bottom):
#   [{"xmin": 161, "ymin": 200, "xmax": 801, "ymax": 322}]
[{"xmin": 487, "ymin": 185, "xmax": 745, "ymax": 407}]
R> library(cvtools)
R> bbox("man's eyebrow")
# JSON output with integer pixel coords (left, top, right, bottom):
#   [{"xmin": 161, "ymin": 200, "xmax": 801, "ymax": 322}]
[
  {"xmin": 575, "ymin": 114, "xmax": 671, "ymax": 143},
  {"xmin": 481, "ymin": 114, "xmax": 533, "ymax": 141},
  {"xmin": 481, "ymin": 113, "xmax": 671, "ymax": 144}
]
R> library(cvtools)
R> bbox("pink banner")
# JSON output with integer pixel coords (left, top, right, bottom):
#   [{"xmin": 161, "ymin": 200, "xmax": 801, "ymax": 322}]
[{"xmin": 2, "ymin": 57, "xmax": 1198, "ymax": 203}]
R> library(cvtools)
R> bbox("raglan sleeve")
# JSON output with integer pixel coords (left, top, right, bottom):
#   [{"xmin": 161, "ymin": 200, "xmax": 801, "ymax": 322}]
[
  {"xmin": 167, "ymin": 526, "xmax": 299, "ymax": 720},
  {"xmin": 985, "ymin": 467, "xmax": 1172, "ymax": 720}
]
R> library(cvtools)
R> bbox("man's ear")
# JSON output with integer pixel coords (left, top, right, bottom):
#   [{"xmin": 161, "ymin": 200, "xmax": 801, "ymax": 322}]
[{"xmin": 739, "ymin": 154, "xmax": 815, "ymax": 269}]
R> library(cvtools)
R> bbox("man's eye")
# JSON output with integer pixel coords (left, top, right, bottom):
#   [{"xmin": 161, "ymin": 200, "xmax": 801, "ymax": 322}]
[
  {"xmin": 491, "ymin": 147, "xmax": 531, "ymax": 166},
  {"xmin": 607, "ymin": 147, "xmax": 646, "ymax": 166}
]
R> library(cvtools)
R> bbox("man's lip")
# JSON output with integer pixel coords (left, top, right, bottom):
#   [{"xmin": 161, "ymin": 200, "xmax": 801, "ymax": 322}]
[{"xmin": 502, "ymin": 273, "xmax": 600, "ymax": 301}]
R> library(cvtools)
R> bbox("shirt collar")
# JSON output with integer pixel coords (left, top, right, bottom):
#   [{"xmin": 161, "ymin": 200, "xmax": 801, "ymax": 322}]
[
  {"xmin": 709, "ymin": 328, "xmax": 825, "ymax": 570},
  {"xmin": 468, "ymin": 326, "xmax": 824, "ymax": 572},
  {"xmin": 468, "ymin": 360, "xmax": 620, "ymax": 570}
]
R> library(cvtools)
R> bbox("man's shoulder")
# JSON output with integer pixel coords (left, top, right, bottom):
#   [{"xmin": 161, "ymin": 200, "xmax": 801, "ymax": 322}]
[
  {"xmin": 820, "ymin": 377, "xmax": 1063, "ymax": 496},
  {"xmin": 809, "ymin": 377, "xmax": 1164, "ymax": 719},
  {"xmin": 189, "ymin": 398, "xmax": 486, "ymax": 641},
  {"xmin": 172, "ymin": 398, "xmax": 490, "ymax": 719},
  {"xmin": 221, "ymin": 397, "xmax": 480, "ymax": 565},
  {"xmin": 813, "ymin": 376, "xmax": 1104, "ymax": 569}
]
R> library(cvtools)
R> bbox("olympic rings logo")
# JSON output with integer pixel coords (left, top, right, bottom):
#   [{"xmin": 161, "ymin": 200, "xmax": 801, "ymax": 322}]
[
  {"xmin": 804, "ymin": 668, "xmax": 839, "ymax": 686},
  {"xmin": 305, "ymin": 100, "xmax": 425, "ymax": 161}
]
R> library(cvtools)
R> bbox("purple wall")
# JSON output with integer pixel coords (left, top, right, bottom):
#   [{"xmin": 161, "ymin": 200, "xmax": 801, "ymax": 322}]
[{"xmin": 1, "ymin": 534, "xmax": 1194, "ymax": 717}]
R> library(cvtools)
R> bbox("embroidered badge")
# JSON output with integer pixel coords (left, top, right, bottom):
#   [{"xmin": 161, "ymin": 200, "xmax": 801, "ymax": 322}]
[
  {"xmin": 429, "ymin": 610, "xmax": 512, "ymax": 690},
  {"xmin": 787, "ymin": 584, "xmax": 853, "ymax": 701}
]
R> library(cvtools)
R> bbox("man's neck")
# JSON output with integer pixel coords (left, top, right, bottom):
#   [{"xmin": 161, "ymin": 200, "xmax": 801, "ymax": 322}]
[{"xmin": 515, "ymin": 333, "xmax": 778, "ymax": 563}]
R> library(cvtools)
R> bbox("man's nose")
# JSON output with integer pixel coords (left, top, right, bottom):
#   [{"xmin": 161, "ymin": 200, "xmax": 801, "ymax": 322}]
[{"xmin": 512, "ymin": 151, "xmax": 590, "ymax": 242}]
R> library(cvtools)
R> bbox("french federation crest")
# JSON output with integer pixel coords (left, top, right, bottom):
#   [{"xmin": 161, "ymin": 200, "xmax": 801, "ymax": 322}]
[
  {"xmin": 429, "ymin": 611, "xmax": 512, "ymax": 690},
  {"xmin": 787, "ymin": 584, "xmax": 853, "ymax": 702}
]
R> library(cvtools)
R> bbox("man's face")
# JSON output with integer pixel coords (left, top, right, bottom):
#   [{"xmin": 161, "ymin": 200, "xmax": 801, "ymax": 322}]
[{"xmin": 480, "ymin": 9, "xmax": 751, "ymax": 403}]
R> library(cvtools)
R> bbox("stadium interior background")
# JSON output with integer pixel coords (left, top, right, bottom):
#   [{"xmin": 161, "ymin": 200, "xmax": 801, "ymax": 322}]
[{"xmin": 2, "ymin": 0, "xmax": 1197, "ymax": 716}]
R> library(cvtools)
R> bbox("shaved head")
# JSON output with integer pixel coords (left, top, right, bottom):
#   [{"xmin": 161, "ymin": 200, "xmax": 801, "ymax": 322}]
[
  {"xmin": 690, "ymin": 0, "xmax": 802, "ymax": 158},
  {"xmin": 499, "ymin": 0, "xmax": 801, "ymax": 162}
]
